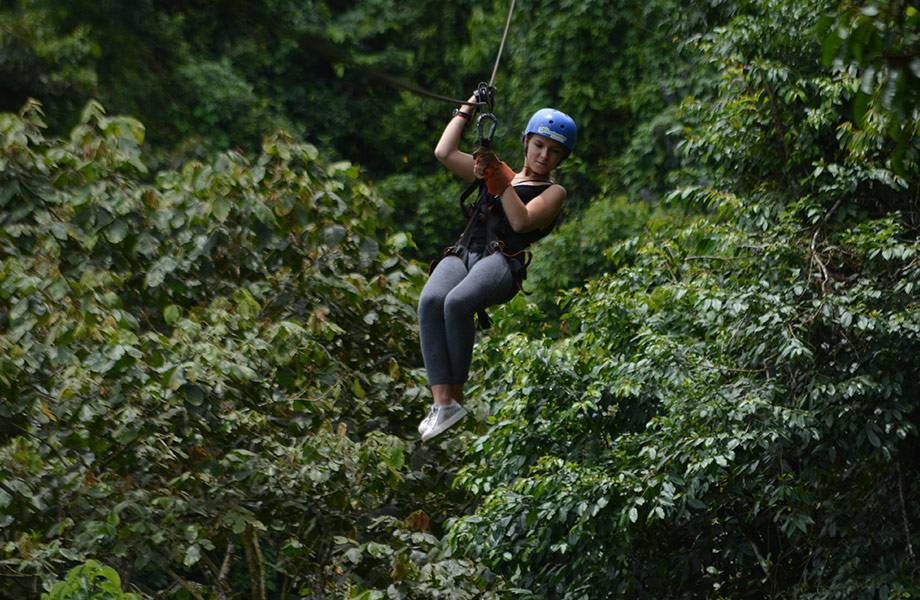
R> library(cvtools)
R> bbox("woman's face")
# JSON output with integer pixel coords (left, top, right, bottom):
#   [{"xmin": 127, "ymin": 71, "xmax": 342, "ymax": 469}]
[{"xmin": 524, "ymin": 134, "xmax": 567, "ymax": 175}]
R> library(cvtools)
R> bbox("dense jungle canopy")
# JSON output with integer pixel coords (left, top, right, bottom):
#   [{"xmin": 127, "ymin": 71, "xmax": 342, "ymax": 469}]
[{"xmin": 1, "ymin": 0, "xmax": 919, "ymax": 598}]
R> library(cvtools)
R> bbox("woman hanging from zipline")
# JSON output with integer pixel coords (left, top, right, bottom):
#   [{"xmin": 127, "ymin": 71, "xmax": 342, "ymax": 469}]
[{"xmin": 417, "ymin": 91, "xmax": 577, "ymax": 441}]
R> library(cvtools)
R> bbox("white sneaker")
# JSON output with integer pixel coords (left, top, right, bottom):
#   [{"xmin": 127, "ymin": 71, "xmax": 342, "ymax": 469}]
[
  {"xmin": 421, "ymin": 401, "xmax": 468, "ymax": 441},
  {"xmin": 418, "ymin": 404, "xmax": 438, "ymax": 435}
]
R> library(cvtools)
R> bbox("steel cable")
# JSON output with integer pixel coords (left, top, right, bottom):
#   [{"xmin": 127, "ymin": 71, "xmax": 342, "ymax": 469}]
[{"xmin": 305, "ymin": 0, "xmax": 516, "ymax": 107}]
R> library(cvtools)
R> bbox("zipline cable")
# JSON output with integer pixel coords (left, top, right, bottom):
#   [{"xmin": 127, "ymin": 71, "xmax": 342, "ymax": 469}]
[
  {"xmin": 302, "ymin": 0, "xmax": 516, "ymax": 107},
  {"xmin": 488, "ymin": 0, "xmax": 516, "ymax": 89},
  {"xmin": 298, "ymin": 35, "xmax": 481, "ymax": 105}
]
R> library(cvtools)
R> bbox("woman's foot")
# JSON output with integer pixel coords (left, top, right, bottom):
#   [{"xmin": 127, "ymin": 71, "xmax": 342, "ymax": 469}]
[
  {"xmin": 418, "ymin": 404, "xmax": 438, "ymax": 435},
  {"xmin": 421, "ymin": 400, "xmax": 468, "ymax": 441}
]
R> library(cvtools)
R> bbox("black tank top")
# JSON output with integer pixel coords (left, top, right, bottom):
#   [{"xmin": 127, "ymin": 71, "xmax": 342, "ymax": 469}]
[{"xmin": 468, "ymin": 183, "xmax": 557, "ymax": 254}]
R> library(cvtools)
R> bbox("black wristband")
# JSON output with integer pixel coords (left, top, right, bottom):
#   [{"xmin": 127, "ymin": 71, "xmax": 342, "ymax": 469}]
[{"xmin": 452, "ymin": 108, "xmax": 472, "ymax": 120}]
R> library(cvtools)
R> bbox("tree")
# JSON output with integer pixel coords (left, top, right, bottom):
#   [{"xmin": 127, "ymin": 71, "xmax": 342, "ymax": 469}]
[
  {"xmin": 0, "ymin": 100, "xmax": 504, "ymax": 597},
  {"xmin": 449, "ymin": 0, "xmax": 920, "ymax": 596}
]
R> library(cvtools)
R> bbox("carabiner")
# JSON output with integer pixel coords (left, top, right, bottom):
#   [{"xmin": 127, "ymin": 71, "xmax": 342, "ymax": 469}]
[{"xmin": 477, "ymin": 113, "xmax": 498, "ymax": 147}]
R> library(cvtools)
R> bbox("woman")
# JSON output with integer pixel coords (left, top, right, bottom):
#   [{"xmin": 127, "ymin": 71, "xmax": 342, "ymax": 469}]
[{"xmin": 417, "ymin": 93, "xmax": 577, "ymax": 441}]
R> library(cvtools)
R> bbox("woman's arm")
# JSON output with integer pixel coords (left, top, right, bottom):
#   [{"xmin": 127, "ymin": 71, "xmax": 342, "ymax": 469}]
[
  {"xmin": 434, "ymin": 95, "xmax": 478, "ymax": 182},
  {"xmin": 499, "ymin": 184, "xmax": 567, "ymax": 233}
]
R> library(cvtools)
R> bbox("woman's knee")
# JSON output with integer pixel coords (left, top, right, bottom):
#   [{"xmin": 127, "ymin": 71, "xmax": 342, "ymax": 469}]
[
  {"xmin": 418, "ymin": 287, "xmax": 447, "ymax": 317},
  {"xmin": 419, "ymin": 258, "xmax": 467, "ymax": 313},
  {"xmin": 443, "ymin": 289, "xmax": 476, "ymax": 321}
]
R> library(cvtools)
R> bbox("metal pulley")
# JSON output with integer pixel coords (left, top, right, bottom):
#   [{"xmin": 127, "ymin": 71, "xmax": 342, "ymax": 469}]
[{"xmin": 473, "ymin": 82, "xmax": 498, "ymax": 147}]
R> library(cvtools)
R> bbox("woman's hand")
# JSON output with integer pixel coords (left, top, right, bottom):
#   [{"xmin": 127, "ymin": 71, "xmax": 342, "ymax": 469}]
[
  {"xmin": 472, "ymin": 148, "xmax": 496, "ymax": 178},
  {"xmin": 432, "ymin": 91, "xmax": 487, "ymax": 183},
  {"xmin": 473, "ymin": 148, "xmax": 515, "ymax": 196},
  {"xmin": 458, "ymin": 93, "xmax": 478, "ymax": 118}
]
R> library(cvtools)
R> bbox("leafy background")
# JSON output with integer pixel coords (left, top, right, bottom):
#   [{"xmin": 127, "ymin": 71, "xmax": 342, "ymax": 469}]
[{"xmin": 1, "ymin": 0, "xmax": 918, "ymax": 598}]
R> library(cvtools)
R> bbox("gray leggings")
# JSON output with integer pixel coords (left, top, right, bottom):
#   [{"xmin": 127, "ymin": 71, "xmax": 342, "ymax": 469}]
[{"xmin": 418, "ymin": 252, "xmax": 518, "ymax": 385}]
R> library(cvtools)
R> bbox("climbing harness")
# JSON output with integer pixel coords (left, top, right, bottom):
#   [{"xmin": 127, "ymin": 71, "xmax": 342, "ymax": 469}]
[{"xmin": 430, "ymin": 172, "xmax": 541, "ymax": 330}]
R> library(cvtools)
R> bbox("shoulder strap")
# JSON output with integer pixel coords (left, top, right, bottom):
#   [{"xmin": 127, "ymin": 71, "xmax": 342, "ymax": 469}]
[
  {"xmin": 459, "ymin": 179, "xmax": 480, "ymax": 218},
  {"xmin": 454, "ymin": 181, "xmax": 491, "ymax": 250}
]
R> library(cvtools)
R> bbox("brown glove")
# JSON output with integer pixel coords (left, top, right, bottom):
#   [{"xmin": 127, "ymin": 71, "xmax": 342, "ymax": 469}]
[
  {"xmin": 472, "ymin": 148, "xmax": 495, "ymax": 177},
  {"xmin": 473, "ymin": 149, "xmax": 515, "ymax": 196}
]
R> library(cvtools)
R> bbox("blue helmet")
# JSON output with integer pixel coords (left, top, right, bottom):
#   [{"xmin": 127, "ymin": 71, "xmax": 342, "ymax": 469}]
[{"xmin": 522, "ymin": 108, "xmax": 577, "ymax": 154}]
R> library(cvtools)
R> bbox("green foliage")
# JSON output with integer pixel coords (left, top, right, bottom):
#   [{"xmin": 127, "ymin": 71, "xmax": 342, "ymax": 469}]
[
  {"xmin": 42, "ymin": 560, "xmax": 139, "ymax": 600},
  {"xmin": 374, "ymin": 170, "xmax": 466, "ymax": 262},
  {"xmin": 331, "ymin": 514, "xmax": 512, "ymax": 599},
  {"xmin": 0, "ymin": 0, "xmax": 728, "ymax": 286},
  {"xmin": 817, "ymin": 0, "xmax": 920, "ymax": 171},
  {"xmin": 1, "ymin": 0, "xmax": 489, "ymax": 171},
  {"xmin": 523, "ymin": 194, "xmax": 671, "ymax": 309},
  {"xmin": 3, "ymin": 1, "xmax": 920, "ymax": 598},
  {"xmin": 0, "ymin": 3, "xmax": 98, "ymax": 131},
  {"xmin": 173, "ymin": 58, "xmax": 291, "ymax": 155},
  {"xmin": 0, "ymin": 100, "xmax": 500, "ymax": 597},
  {"xmin": 449, "ymin": 0, "xmax": 920, "ymax": 597}
]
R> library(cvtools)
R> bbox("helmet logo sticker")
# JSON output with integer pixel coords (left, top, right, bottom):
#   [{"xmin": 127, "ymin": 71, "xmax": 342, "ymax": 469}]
[{"xmin": 536, "ymin": 126, "xmax": 567, "ymax": 144}]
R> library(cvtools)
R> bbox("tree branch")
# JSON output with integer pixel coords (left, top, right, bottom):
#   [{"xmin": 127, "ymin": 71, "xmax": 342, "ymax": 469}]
[
  {"xmin": 896, "ymin": 461, "xmax": 916, "ymax": 565},
  {"xmin": 96, "ymin": 431, "xmax": 145, "ymax": 472},
  {"xmin": 749, "ymin": 537, "xmax": 771, "ymax": 581},
  {"xmin": 251, "ymin": 527, "xmax": 267, "ymax": 600},
  {"xmin": 11, "ymin": 421, "xmax": 92, "ymax": 471},
  {"xmin": 810, "ymin": 228, "xmax": 831, "ymax": 297},
  {"xmin": 160, "ymin": 563, "xmax": 206, "ymax": 600},
  {"xmin": 760, "ymin": 74, "xmax": 800, "ymax": 196},
  {"xmin": 685, "ymin": 255, "xmax": 735, "ymax": 262},
  {"xmin": 243, "ymin": 526, "xmax": 267, "ymax": 600},
  {"xmin": 216, "ymin": 542, "xmax": 236, "ymax": 600}
]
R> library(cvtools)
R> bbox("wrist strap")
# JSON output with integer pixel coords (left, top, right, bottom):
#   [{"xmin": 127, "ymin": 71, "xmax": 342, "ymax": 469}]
[{"xmin": 452, "ymin": 108, "xmax": 472, "ymax": 121}]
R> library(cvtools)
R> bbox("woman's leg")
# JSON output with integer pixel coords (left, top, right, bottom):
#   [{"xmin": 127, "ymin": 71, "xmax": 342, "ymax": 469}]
[
  {"xmin": 443, "ymin": 253, "xmax": 518, "ymax": 388},
  {"xmin": 449, "ymin": 383, "xmax": 464, "ymax": 403},
  {"xmin": 418, "ymin": 256, "xmax": 468, "ymax": 401}
]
